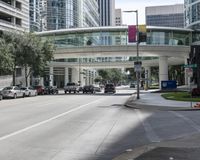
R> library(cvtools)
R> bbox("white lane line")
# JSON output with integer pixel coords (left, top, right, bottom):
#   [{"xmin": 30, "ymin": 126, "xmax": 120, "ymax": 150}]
[
  {"xmin": 136, "ymin": 110, "xmax": 161, "ymax": 142},
  {"xmin": 0, "ymin": 98, "xmax": 104, "ymax": 141},
  {"xmin": 170, "ymin": 111, "xmax": 200, "ymax": 132}
]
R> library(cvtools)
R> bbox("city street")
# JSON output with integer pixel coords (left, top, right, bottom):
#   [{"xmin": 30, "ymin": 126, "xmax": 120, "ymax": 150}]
[{"xmin": 0, "ymin": 89, "xmax": 200, "ymax": 160}]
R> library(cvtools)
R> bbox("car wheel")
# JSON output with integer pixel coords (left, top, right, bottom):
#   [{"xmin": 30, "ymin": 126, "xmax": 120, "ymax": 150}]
[{"xmin": 65, "ymin": 91, "xmax": 67, "ymax": 94}]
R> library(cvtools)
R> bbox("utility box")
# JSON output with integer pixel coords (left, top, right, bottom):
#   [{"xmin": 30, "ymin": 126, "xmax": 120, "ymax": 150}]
[{"xmin": 161, "ymin": 80, "xmax": 177, "ymax": 90}]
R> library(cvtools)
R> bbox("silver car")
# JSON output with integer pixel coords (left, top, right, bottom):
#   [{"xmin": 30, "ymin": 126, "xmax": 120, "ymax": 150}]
[
  {"xmin": 20, "ymin": 87, "xmax": 37, "ymax": 97},
  {"xmin": 2, "ymin": 86, "xmax": 25, "ymax": 99}
]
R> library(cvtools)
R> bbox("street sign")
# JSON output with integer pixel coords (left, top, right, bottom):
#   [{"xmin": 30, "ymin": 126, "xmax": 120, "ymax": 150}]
[
  {"xmin": 134, "ymin": 61, "xmax": 142, "ymax": 72},
  {"xmin": 185, "ymin": 68, "xmax": 193, "ymax": 77},
  {"xmin": 184, "ymin": 64, "xmax": 197, "ymax": 68}
]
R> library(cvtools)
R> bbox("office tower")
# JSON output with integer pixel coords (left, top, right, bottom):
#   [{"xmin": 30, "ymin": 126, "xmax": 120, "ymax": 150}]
[
  {"xmin": 30, "ymin": 0, "xmax": 41, "ymax": 32},
  {"xmin": 40, "ymin": 0, "xmax": 47, "ymax": 31},
  {"xmin": 0, "ymin": 0, "xmax": 29, "ymax": 31},
  {"xmin": 146, "ymin": 4, "xmax": 184, "ymax": 28},
  {"xmin": 185, "ymin": 0, "xmax": 200, "ymax": 30},
  {"xmin": 115, "ymin": 9, "xmax": 122, "ymax": 26},
  {"xmin": 46, "ymin": 0, "xmax": 99, "ymax": 30},
  {"xmin": 98, "ymin": 0, "xmax": 115, "ymax": 26}
]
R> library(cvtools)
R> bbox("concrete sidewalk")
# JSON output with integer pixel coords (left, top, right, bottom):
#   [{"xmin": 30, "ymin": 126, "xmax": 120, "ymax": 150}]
[
  {"xmin": 125, "ymin": 90, "xmax": 199, "ymax": 111},
  {"xmin": 112, "ymin": 90, "xmax": 200, "ymax": 160}
]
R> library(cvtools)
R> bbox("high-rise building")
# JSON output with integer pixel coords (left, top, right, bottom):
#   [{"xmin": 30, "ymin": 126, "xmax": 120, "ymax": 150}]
[
  {"xmin": 98, "ymin": 0, "xmax": 115, "ymax": 26},
  {"xmin": 0, "ymin": 0, "xmax": 29, "ymax": 31},
  {"xmin": 146, "ymin": 4, "xmax": 184, "ymax": 28},
  {"xmin": 185, "ymin": 0, "xmax": 200, "ymax": 30},
  {"xmin": 115, "ymin": 9, "xmax": 122, "ymax": 26},
  {"xmin": 30, "ymin": 0, "xmax": 41, "ymax": 32},
  {"xmin": 40, "ymin": 0, "xmax": 47, "ymax": 31},
  {"xmin": 46, "ymin": 0, "xmax": 99, "ymax": 30}
]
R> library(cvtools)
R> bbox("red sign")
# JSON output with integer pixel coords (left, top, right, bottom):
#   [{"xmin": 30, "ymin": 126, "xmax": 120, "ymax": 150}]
[{"xmin": 128, "ymin": 25, "xmax": 136, "ymax": 43}]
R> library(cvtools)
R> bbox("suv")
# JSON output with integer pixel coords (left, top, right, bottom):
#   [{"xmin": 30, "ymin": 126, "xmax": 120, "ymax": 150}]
[
  {"xmin": 64, "ymin": 82, "xmax": 79, "ymax": 94},
  {"xmin": 104, "ymin": 84, "xmax": 116, "ymax": 93}
]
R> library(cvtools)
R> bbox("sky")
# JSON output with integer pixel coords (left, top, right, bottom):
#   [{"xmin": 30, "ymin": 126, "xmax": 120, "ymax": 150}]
[{"xmin": 115, "ymin": 0, "xmax": 184, "ymax": 25}]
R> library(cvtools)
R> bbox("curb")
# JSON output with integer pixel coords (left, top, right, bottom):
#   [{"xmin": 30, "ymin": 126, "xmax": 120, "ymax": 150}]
[{"xmin": 125, "ymin": 94, "xmax": 200, "ymax": 111}]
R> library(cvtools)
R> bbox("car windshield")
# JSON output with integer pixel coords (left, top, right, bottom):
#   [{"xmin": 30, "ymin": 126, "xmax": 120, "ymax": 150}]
[
  {"xmin": 67, "ymin": 83, "xmax": 75, "ymax": 86},
  {"xmin": 106, "ymin": 84, "xmax": 114, "ymax": 87},
  {"xmin": 3, "ymin": 87, "xmax": 12, "ymax": 90},
  {"xmin": 20, "ymin": 87, "xmax": 27, "ymax": 90}
]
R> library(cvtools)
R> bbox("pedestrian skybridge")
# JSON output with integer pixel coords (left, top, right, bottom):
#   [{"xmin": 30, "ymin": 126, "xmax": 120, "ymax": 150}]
[
  {"xmin": 37, "ymin": 26, "xmax": 192, "ymax": 61},
  {"xmin": 36, "ymin": 26, "xmax": 194, "ymax": 86}
]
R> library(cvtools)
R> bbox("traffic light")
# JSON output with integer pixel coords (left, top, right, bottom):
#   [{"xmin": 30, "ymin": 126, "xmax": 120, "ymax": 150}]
[{"xmin": 139, "ymin": 32, "xmax": 146, "ymax": 43}]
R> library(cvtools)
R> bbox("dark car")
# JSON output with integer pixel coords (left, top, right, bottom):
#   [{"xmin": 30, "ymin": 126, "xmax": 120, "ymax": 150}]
[
  {"xmin": 104, "ymin": 84, "xmax": 116, "ymax": 93},
  {"xmin": 34, "ymin": 85, "xmax": 45, "ymax": 95},
  {"xmin": 130, "ymin": 83, "xmax": 135, "ymax": 88},
  {"xmin": 83, "ymin": 85, "xmax": 95, "ymax": 94},
  {"xmin": 44, "ymin": 86, "xmax": 59, "ymax": 95}
]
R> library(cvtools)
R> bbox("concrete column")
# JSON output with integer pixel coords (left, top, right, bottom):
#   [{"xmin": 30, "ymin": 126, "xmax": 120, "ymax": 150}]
[
  {"xmin": 72, "ymin": 68, "xmax": 79, "ymax": 83},
  {"xmin": 64, "ymin": 67, "xmax": 69, "ymax": 85},
  {"xmin": 49, "ymin": 67, "xmax": 53, "ymax": 86},
  {"xmin": 159, "ymin": 56, "xmax": 168, "ymax": 88},
  {"xmin": 184, "ymin": 57, "xmax": 189, "ymax": 85},
  {"xmin": 144, "ymin": 66, "xmax": 151, "ymax": 87},
  {"xmin": 79, "ymin": 68, "xmax": 85, "ymax": 86},
  {"xmin": 85, "ymin": 70, "xmax": 89, "ymax": 85}
]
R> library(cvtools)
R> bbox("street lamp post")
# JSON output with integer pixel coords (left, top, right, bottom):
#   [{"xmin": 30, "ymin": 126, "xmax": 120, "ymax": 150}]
[{"xmin": 124, "ymin": 10, "xmax": 140, "ymax": 99}]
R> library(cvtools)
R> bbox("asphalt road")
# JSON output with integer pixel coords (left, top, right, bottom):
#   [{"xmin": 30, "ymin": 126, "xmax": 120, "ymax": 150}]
[{"xmin": 0, "ymin": 89, "xmax": 200, "ymax": 160}]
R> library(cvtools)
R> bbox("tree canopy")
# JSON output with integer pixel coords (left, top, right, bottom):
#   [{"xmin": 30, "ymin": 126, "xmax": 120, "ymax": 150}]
[{"xmin": 0, "ymin": 31, "xmax": 55, "ymax": 86}]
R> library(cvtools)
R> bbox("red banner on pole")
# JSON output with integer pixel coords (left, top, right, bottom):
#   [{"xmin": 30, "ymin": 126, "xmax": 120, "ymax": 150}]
[{"xmin": 128, "ymin": 25, "xmax": 136, "ymax": 43}]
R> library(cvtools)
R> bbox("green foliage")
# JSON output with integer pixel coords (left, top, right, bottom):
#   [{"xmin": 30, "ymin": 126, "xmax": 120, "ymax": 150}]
[
  {"xmin": 0, "ymin": 31, "xmax": 55, "ymax": 86},
  {"xmin": 0, "ymin": 38, "xmax": 14, "ymax": 74},
  {"xmin": 161, "ymin": 92, "xmax": 200, "ymax": 102},
  {"xmin": 97, "ymin": 69, "xmax": 124, "ymax": 84}
]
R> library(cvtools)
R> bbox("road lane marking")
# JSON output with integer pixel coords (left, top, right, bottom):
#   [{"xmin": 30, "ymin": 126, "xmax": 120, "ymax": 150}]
[
  {"xmin": 0, "ymin": 98, "xmax": 105, "ymax": 141},
  {"xmin": 136, "ymin": 110, "xmax": 161, "ymax": 142}
]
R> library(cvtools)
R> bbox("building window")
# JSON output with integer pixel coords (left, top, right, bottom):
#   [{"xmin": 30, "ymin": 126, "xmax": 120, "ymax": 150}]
[
  {"xmin": 16, "ymin": 18, "xmax": 21, "ymax": 26},
  {"xmin": 16, "ymin": 1, "xmax": 21, "ymax": 10}
]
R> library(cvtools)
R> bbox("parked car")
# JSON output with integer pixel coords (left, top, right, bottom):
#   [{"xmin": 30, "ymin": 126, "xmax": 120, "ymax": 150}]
[
  {"xmin": 64, "ymin": 82, "xmax": 79, "ymax": 94},
  {"xmin": 83, "ymin": 85, "xmax": 95, "ymax": 94},
  {"xmin": 104, "ymin": 83, "xmax": 116, "ymax": 93},
  {"xmin": 1, "ymin": 86, "xmax": 25, "ymax": 99},
  {"xmin": 93, "ymin": 84, "xmax": 101, "ymax": 92},
  {"xmin": 33, "ymin": 85, "xmax": 45, "ymax": 95},
  {"xmin": 130, "ymin": 83, "xmax": 136, "ymax": 88},
  {"xmin": 20, "ymin": 87, "xmax": 37, "ymax": 97},
  {"xmin": 44, "ymin": 86, "xmax": 59, "ymax": 95}
]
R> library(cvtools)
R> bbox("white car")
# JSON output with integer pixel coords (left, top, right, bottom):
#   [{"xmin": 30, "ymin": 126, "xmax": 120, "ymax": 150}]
[
  {"xmin": 2, "ymin": 86, "xmax": 25, "ymax": 99},
  {"xmin": 20, "ymin": 87, "xmax": 37, "ymax": 97}
]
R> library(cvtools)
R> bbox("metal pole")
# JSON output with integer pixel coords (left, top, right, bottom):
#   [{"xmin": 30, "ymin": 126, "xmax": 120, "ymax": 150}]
[
  {"xmin": 123, "ymin": 10, "xmax": 140, "ymax": 99},
  {"xmin": 136, "ymin": 10, "xmax": 140, "ymax": 99}
]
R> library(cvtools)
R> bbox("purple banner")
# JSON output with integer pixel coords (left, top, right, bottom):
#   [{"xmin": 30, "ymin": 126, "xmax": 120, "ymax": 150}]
[{"xmin": 128, "ymin": 25, "xmax": 136, "ymax": 43}]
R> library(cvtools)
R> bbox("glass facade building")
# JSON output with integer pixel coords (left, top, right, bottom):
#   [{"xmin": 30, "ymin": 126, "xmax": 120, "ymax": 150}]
[
  {"xmin": 146, "ymin": 4, "xmax": 184, "ymax": 28},
  {"xmin": 30, "ymin": 0, "xmax": 41, "ymax": 32},
  {"xmin": 46, "ymin": 0, "xmax": 99, "ymax": 30},
  {"xmin": 184, "ymin": 0, "xmax": 200, "ymax": 30}
]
